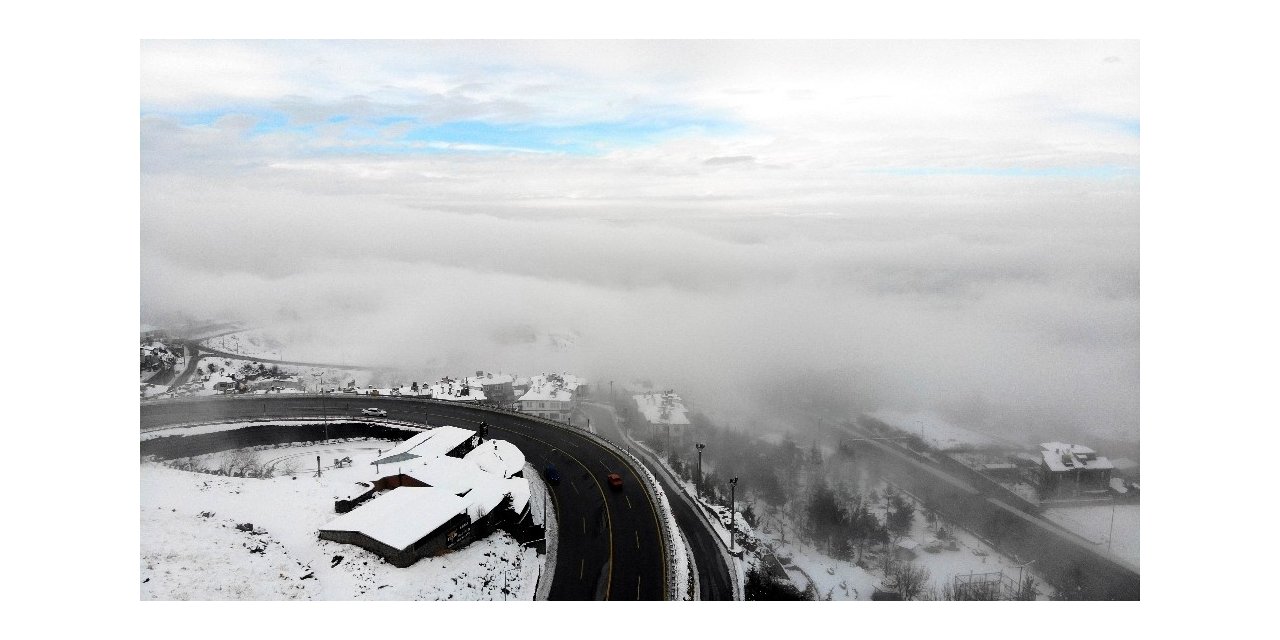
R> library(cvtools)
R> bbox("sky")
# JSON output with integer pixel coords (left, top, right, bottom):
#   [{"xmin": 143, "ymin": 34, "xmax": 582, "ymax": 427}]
[{"xmin": 140, "ymin": 40, "xmax": 1139, "ymax": 446}]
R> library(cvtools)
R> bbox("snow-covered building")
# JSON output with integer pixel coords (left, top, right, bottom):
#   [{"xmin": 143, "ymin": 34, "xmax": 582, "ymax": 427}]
[
  {"xmin": 1038, "ymin": 442, "xmax": 1115, "ymax": 499},
  {"xmin": 467, "ymin": 371, "xmax": 517, "ymax": 406},
  {"xmin": 516, "ymin": 373, "xmax": 587, "ymax": 422},
  {"xmin": 319, "ymin": 487, "xmax": 474, "ymax": 567},
  {"xmin": 633, "ymin": 390, "xmax": 694, "ymax": 449},
  {"xmin": 421, "ymin": 376, "xmax": 485, "ymax": 402},
  {"xmin": 321, "ymin": 428, "xmax": 537, "ymax": 568},
  {"xmin": 465, "ymin": 438, "xmax": 526, "ymax": 479},
  {"xmin": 369, "ymin": 426, "xmax": 479, "ymax": 466}
]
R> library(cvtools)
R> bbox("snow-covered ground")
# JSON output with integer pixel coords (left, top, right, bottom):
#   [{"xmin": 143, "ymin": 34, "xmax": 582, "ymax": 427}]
[
  {"xmin": 617, "ymin": 408, "xmax": 1055, "ymax": 600},
  {"xmin": 201, "ymin": 329, "xmax": 286, "ymax": 361},
  {"xmin": 747, "ymin": 476, "xmax": 1059, "ymax": 600},
  {"xmin": 170, "ymin": 355, "xmax": 372, "ymax": 397},
  {"xmin": 1042, "ymin": 504, "xmax": 1139, "ymax": 569},
  {"xmin": 141, "ymin": 438, "xmax": 544, "ymax": 600}
]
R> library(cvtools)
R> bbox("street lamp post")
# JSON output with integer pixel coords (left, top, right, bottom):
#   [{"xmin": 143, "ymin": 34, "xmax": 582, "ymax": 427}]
[
  {"xmin": 696, "ymin": 443, "xmax": 706, "ymax": 501},
  {"xmin": 729, "ymin": 477, "xmax": 739, "ymax": 552},
  {"xmin": 315, "ymin": 372, "xmax": 328, "ymax": 442}
]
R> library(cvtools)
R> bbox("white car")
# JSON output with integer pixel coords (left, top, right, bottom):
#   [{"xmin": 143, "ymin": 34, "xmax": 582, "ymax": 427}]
[{"xmin": 361, "ymin": 408, "xmax": 387, "ymax": 417}]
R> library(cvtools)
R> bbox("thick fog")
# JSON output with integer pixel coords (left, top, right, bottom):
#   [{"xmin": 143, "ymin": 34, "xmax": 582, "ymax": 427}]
[{"xmin": 141, "ymin": 40, "xmax": 1139, "ymax": 446}]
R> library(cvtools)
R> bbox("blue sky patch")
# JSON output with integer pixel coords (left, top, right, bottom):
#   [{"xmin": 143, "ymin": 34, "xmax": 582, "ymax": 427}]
[{"xmin": 148, "ymin": 107, "xmax": 739, "ymax": 156}]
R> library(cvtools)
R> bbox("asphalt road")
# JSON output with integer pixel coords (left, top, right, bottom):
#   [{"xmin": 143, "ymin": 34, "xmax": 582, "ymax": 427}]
[
  {"xmin": 140, "ymin": 396, "xmax": 669, "ymax": 600},
  {"xmin": 579, "ymin": 404, "xmax": 736, "ymax": 601}
]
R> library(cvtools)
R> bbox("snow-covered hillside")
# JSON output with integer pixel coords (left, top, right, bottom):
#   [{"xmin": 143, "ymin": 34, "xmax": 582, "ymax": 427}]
[{"xmin": 141, "ymin": 439, "xmax": 546, "ymax": 600}]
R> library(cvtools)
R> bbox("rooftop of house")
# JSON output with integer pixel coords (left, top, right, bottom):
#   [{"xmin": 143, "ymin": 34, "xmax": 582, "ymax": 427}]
[
  {"xmin": 370, "ymin": 426, "xmax": 476, "ymax": 466},
  {"xmin": 467, "ymin": 371, "xmax": 515, "ymax": 386},
  {"xmin": 518, "ymin": 372, "xmax": 586, "ymax": 403},
  {"xmin": 319, "ymin": 486, "xmax": 471, "ymax": 551},
  {"xmin": 422, "ymin": 377, "xmax": 486, "ymax": 401},
  {"xmin": 1040, "ymin": 442, "xmax": 1114, "ymax": 473},
  {"xmin": 633, "ymin": 391, "xmax": 691, "ymax": 426},
  {"xmin": 464, "ymin": 439, "xmax": 526, "ymax": 479}
]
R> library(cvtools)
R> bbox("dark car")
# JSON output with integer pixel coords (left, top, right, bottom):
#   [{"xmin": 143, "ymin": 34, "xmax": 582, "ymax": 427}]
[
  {"xmin": 607, "ymin": 473, "xmax": 624, "ymax": 490},
  {"xmin": 544, "ymin": 464, "xmax": 561, "ymax": 484}
]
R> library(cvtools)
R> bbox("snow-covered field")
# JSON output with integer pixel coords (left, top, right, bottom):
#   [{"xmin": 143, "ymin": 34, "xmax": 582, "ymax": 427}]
[
  {"xmin": 1042, "ymin": 504, "xmax": 1139, "ymax": 569},
  {"xmin": 171, "ymin": 355, "xmax": 373, "ymax": 397},
  {"xmin": 141, "ymin": 439, "xmax": 545, "ymax": 600},
  {"xmin": 201, "ymin": 329, "xmax": 285, "ymax": 360}
]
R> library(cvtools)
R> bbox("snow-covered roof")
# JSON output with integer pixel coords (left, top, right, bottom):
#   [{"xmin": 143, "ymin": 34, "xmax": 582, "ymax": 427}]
[
  {"xmin": 1040, "ymin": 442, "xmax": 1114, "ymax": 472},
  {"xmin": 505, "ymin": 477, "xmax": 530, "ymax": 514},
  {"xmin": 518, "ymin": 373, "xmax": 586, "ymax": 403},
  {"xmin": 411, "ymin": 456, "xmax": 499, "ymax": 495},
  {"xmin": 519, "ymin": 386, "xmax": 574, "ymax": 402},
  {"xmin": 319, "ymin": 487, "xmax": 470, "ymax": 551},
  {"xmin": 382, "ymin": 441, "xmax": 530, "ymax": 520},
  {"xmin": 633, "ymin": 392, "xmax": 691, "ymax": 426},
  {"xmin": 468, "ymin": 372, "xmax": 514, "ymax": 386},
  {"xmin": 1041, "ymin": 442, "xmax": 1096, "ymax": 456},
  {"xmin": 370, "ymin": 426, "xmax": 476, "ymax": 466},
  {"xmin": 422, "ymin": 377, "xmax": 486, "ymax": 401},
  {"xmin": 464, "ymin": 484, "xmax": 509, "ymax": 521},
  {"xmin": 465, "ymin": 439, "xmax": 526, "ymax": 479}
]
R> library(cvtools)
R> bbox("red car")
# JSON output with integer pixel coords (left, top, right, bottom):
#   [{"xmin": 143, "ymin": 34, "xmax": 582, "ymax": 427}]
[{"xmin": 607, "ymin": 473, "xmax": 624, "ymax": 490}]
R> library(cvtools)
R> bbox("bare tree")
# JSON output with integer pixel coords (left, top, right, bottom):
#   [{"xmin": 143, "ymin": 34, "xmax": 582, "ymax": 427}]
[
  {"xmin": 219, "ymin": 448, "xmax": 261, "ymax": 477},
  {"xmin": 892, "ymin": 561, "xmax": 931, "ymax": 601}
]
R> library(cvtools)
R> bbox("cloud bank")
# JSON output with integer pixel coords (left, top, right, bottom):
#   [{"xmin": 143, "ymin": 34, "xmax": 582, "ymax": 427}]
[{"xmin": 141, "ymin": 40, "xmax": 1139, "ymax": 446}]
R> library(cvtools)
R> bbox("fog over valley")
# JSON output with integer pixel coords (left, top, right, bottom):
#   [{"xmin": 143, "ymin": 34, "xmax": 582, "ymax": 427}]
[{"xmin": 142, "ymin": 40, "xmax": 1139, "ymax": 449}]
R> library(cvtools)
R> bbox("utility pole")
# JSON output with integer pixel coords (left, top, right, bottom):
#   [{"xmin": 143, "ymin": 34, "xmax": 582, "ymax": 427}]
[
  {"xmin": 732, "ymin": 478, "xmax": 742, "ymax": 552},
  {"xmin": 1015, "ymin": 559, "xmax": 1037, "ymax": 600},
  {"xmin": 696, "ymin": 443, "xmax": 706, "ymax": 501}
]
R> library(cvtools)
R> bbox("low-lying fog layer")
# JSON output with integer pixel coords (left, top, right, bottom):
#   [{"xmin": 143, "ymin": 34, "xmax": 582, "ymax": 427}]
[{"xmin": 141, "ymin": 40, "xmax": 1139, "ymax": 447}]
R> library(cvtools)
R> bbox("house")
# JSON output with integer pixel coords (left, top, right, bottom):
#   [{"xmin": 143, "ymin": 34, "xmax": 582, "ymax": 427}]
[
  {"xmin": 321, "ymin": 430, "xmax": 536, "ymax": 567},
  {"xmin": 422, "ymin": 376, "xmax": 485, "ymax": 402},
  {"xmin": 516, "ymin": 373, "xmax": 587, "ymax": 422},
  {"xmin": 319, "ymin": 486, "xmax": 475, "ymax": 567},
  {"xmin": 632, "ymin": 390, "xmax": 693, "ymax": 449},
  {"xmin": 1037, "ymin": 442, "xmax": 1114, "ymax": 499},
  {"xmin": 467, "ymin": 371, "xmax": 517, "ymax": 407}
]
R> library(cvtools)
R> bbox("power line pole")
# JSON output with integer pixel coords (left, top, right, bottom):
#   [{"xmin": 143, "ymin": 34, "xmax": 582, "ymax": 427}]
[
  {"xmin": 696, "ymin": 443, "xmax": 706, "ymax": 501},
  {"xmin": 732, "ymin": 478, "xmax": 742, "ymax": 552}
]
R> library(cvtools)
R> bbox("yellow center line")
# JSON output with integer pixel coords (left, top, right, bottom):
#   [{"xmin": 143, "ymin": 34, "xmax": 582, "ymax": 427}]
[
  {"xmin": 582, "ymin": 517, "xmax": 587, "ymax": 534},
  {"xmin": 635, "ymin": 531, "xmax": 640, "ymax": 549},
  {"xmin": 637, "ymin": 575, "xmax": 642, "ymax": 600},
  {"xmin": 580, "ymin": 558, "xmax": 585, "ymax": 580},
  {"xmin": 591, "ymin": 419, "xmax": 668, "ymax": 600}
]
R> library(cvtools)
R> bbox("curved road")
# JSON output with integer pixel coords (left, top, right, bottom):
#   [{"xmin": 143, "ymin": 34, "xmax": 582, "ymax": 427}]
[
  {"xmin": 580, "ymin": 404, "xmax": 736, "ymax": 601},
  {"xmin": 141, "ymin": 396, "xmax": 669, "ymax": 600}
]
